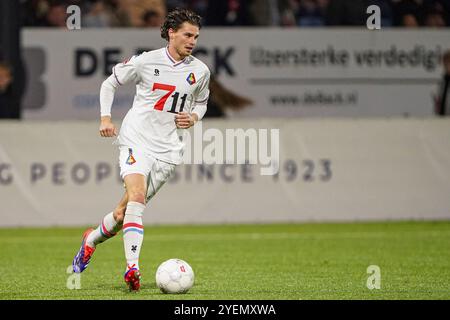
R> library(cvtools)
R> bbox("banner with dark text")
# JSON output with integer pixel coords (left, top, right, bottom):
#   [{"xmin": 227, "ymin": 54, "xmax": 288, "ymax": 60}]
[{"xmin": 22, "ymin": 29, "xmax": 449, "ymax": 120}]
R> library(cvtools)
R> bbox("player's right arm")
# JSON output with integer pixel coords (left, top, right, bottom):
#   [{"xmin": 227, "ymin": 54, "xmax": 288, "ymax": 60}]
[
  {"xmin": 99, "ymin": 54, "xmax": 142, "ymax": 137},
  {"xmin": 99, "ymin": 115, "xmax": 117, "ymax": 137}
]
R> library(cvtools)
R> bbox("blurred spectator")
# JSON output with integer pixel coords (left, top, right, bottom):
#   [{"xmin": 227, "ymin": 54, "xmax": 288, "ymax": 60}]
[
  {"xmin": 0, "ymin": 64, "xmax": 12, "ymax": 91},
  {"xmin": 325, "ymin": 0, "xmax": 368, "ymax": 25},
  {"xmin": 279, "ymin": 0, "xmax": 298, "ymax": 26},
  {"xmin": 247, "ymin": 0, "xmax": 284, "ymax": 26},
  {"xmin": 393, "ymin": 0, "xmax": 423, "ymax": 27},
  {"xmin": 19, "ymin": 0, "xmax": 450, "ymax": 28},
  {"xmin": 83, "ymin": 1, "xmax": 111, "ymax": 27},
  {"xmin": 325, "ymin": 0, "xmax": 394, "ymax": 26},
  {"xmin": 22, "ymin": 0, "xmax": 84, "ymax": 27},
  {"xmin": 22, "ymin": 0, "xmax": 50, "ymax": 26},
  {"xmin": 142, "ymin": 9, "xmax": 164, "ymax": 27},
  {"xmin": 373, "ymin": 0, "xmax": 394, "ymax": 27},
  {"xmin": 204, "ymin": 75, "xmax": 253, "ymax": 117},
  {"xmin": 82, "ymin": 0, "xmax": 130, "ymax": 27},
  {"xmin": 187, "ymin": 0, "xmax": 209, "ymax": 18},
  {"xmin": 394, "ymin": 0, "xmax": 450, "ymax": 27},
  {"xmin": 44, "ymin": 1, "xmax": 68, "ymax": 27},
  {"xmin": 0, "ymin": 62, "xmax": 19, "ymax": 119},
  {"xmin": 249, "ymin": 0, "xmax": 279, "ymax": 26},
  {"xmin": 205, "ymin": 0, "xmax": 252, "ymax": 26},
  {"xmin": 117, "ymin": 0, "xmax": 166, "ymax": 27},
  {"xmin": 423, "ymin": 0, "xmax": 448, "ymax": 27},
  {"xmin": 165, "ymin": 1, "xmax": 208, "ymax": 20},
  {"xmin": 424, "ymin": 9, "xmax": 447, "ymax": 27},
  {"xmin": 166, "ymin": 0, "xmax": 187, "ymax": 11},
  {"xmin": 296, "ymin": 0, "xmax": 328, "ymax": 27},
  {"xmin": 434, "ymin": 50, "xmax": 450, "ymax": 116}
]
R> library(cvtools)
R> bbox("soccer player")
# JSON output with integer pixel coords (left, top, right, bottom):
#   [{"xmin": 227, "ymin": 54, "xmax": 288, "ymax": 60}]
[{"xmin": 72, "ymin": 8, "xmax": 210, "ymax": 292}]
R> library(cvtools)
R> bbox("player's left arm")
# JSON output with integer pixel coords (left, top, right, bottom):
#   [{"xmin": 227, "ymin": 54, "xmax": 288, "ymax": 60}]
[{"xmin": 175, "ymin": 70, "xmax": 210, "ymax": 129}]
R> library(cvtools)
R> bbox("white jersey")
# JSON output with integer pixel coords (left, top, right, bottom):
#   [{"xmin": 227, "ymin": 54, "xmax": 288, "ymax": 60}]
[{"xmin": 105, "ymin": 47, "xmax": 210, "ymax": 165}]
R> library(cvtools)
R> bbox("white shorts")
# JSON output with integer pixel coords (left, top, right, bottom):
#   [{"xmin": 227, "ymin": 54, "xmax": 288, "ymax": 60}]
[{"xmin": 119, "ymin": 146, "xmax": 176, "ymax": 202}]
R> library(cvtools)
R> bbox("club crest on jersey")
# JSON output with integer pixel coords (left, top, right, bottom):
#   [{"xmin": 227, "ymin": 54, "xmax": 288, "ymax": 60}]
[
  {"xmin": 126, "ymin": 148, "xmax": 136, "ymax": 165},
  {"xmin": 186, "ymin": 73, "xmax": 196, "ymax": 85}
]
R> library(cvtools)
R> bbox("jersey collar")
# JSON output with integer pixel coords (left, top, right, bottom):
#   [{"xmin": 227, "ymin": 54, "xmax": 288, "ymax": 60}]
[{"xmin": 165, "ymin": 46, "xmax": 187, "ymax": 67}]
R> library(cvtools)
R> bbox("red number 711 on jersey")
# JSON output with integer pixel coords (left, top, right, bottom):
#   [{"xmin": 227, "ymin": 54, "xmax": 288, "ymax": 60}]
[{"xmin": 152, "ymin": 82, "xmax": 187, "ymax": 113}]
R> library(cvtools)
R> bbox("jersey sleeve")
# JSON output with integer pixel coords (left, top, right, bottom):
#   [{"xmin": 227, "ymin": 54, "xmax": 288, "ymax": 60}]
[
  {"xmin": 99, "ymin": 54, "xmax": 142, "ymax": 117},
  {"xmin": 111, "ymin": 54, "xmax": 142, "ymax": 86},
  {"xmin": 191, "ymin": 70, "xmax": 210, "ymax": 120}
]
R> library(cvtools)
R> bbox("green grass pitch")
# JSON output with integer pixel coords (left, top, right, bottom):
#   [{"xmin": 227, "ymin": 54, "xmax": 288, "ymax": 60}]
[{"xmin": 0, "ymin": 221, "xmax": 449, "ymax": 300}]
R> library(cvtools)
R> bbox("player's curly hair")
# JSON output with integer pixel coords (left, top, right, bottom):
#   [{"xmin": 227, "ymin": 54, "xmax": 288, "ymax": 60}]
[{"xmin": 160, "ymin": 8, "xmax": 202, "ymax": 41}]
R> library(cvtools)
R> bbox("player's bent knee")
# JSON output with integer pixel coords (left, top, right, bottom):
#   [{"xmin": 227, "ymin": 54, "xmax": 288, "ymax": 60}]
[
  {"xmin": 127, "ymin": 190, "xmax": 146, "ymax": 204},
  {"xmin": 113, "ymin": 208, "xmax": 125, "ymax": 223}
]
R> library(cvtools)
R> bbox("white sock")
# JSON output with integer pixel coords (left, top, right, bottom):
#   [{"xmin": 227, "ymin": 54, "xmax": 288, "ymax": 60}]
[
  {"xmin": 123, "ymin": 201, "xmax": 145, "ymax": 271},
  {"xmin": 86, "ymin": 212, "xmax": 122, "ymax": 248}
]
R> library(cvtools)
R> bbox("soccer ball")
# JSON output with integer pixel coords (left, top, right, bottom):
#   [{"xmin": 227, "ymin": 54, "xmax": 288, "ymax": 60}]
[{"xmin": 155, "ymin": 258, "xmax": 195, "ymax": 294}]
